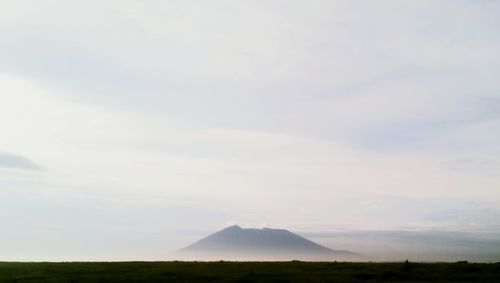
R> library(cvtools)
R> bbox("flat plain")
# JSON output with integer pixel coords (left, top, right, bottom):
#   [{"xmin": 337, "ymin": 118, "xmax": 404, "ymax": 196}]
[{"xmin": 1, "ymin": 261, "xmax": 500, "ymax": 282}]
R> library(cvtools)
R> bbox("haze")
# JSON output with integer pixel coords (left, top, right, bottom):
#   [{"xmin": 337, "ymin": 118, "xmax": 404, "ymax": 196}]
[{"xmin": 1, "ymin": 0, "xmax": 499, "ymax": 262}]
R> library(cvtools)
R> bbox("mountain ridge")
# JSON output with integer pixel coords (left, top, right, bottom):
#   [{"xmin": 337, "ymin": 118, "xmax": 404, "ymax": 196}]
[{"xmin": 178, "ymin": 225, "xmax": 361, "ymax": 261}]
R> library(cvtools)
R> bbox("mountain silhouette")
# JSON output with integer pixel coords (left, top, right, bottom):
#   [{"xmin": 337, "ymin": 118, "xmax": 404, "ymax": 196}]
[{"xmin": 178, "ymin": 225, "xmax": 361, "ymax": 261}]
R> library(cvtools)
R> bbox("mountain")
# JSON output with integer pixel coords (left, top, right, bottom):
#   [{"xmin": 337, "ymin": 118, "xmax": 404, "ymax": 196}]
[{"xmin": 178, "ymin": 225, "xmax": 361, "ymax": 261}]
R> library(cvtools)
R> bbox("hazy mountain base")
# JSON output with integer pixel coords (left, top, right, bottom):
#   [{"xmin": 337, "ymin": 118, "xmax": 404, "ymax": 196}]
[
  {"xmin": 1, "ymin": 261, "xmax": 500, "ymax": 283},
  {"xmin": 175, "ymin": 249, "xmax": 362, "ymax": 262}
]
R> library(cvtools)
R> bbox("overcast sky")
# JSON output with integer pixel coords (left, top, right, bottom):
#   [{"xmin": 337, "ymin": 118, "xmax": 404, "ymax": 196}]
[{"xmin": 1, "ymin": 0, "xmax": 499, "ymax": 261}]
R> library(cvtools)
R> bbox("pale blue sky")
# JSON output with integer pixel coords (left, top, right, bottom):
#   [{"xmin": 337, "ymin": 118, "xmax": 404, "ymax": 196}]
[{"xmin": 0, "ymin": 0, "xmax": 499, "ymax": 261}]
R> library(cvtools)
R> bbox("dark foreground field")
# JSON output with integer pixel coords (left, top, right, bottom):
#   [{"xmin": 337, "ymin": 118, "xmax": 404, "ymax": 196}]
[{"xmin": 1, "ymin": 261, "xmax": 500, "ymax": 283}]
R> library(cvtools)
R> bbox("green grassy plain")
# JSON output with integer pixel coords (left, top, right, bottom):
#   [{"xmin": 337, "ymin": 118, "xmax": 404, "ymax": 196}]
[{"xmin": 1, "ymin": 261, "xmax": 499, "ymax": 282}]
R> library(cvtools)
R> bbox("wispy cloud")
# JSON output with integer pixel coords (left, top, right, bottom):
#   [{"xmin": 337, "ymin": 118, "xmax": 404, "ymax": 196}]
[{"xmin": 0, "ymin": 153, "xmax": 40, "ymax": 171}]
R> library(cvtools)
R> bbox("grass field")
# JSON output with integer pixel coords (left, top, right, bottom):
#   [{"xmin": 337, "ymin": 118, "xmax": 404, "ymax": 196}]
[{"xmin": 1, "ymin": 261, "xmax": 499, "ymax": 282}]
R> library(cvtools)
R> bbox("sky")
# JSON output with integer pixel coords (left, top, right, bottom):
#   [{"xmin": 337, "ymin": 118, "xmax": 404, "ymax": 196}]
[{"xmin": 1, "ymin": 0, "xmax": 499, "ymax": 261}]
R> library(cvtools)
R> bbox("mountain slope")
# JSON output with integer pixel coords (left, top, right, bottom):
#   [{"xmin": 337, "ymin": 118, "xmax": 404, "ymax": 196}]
[{"xmin": 178, "ymin": 225, "xmax": 361, "ymax": 260}]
